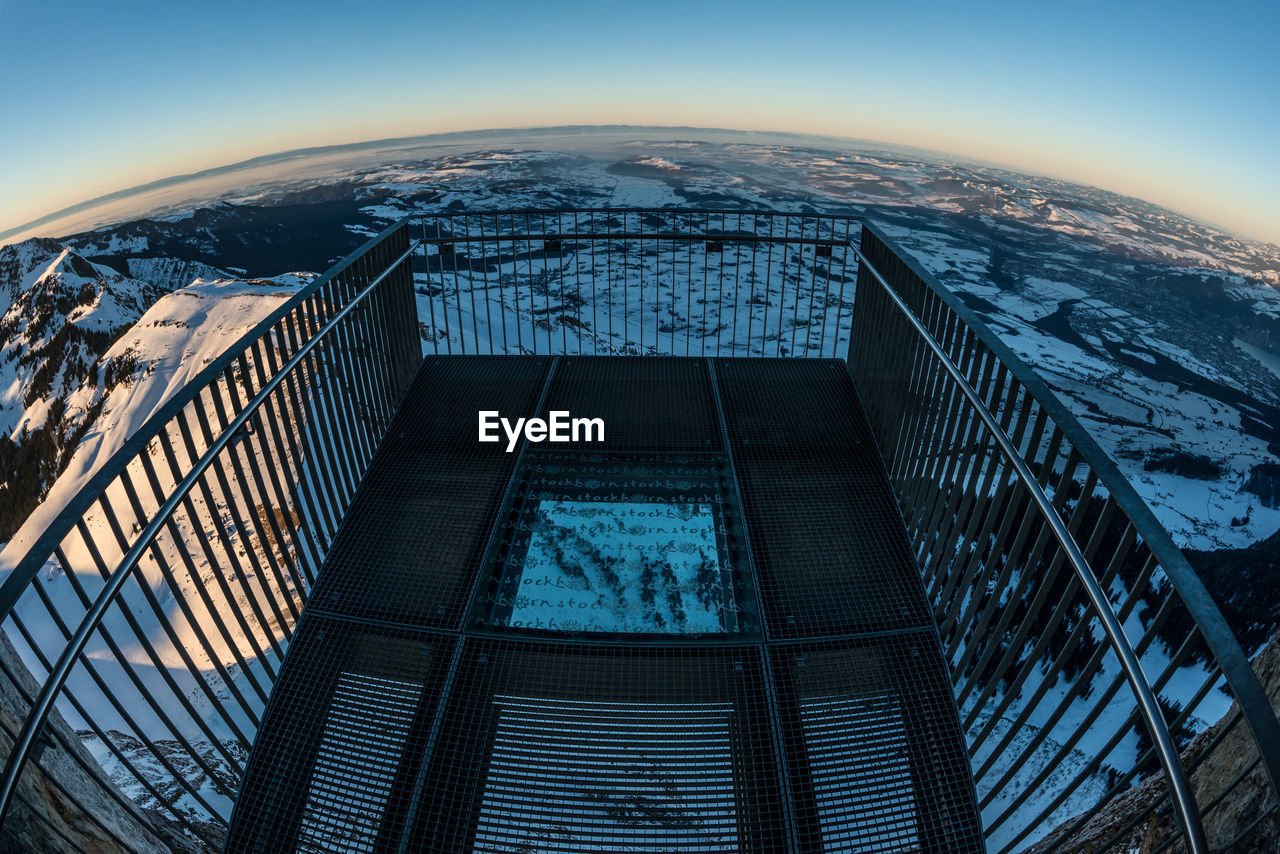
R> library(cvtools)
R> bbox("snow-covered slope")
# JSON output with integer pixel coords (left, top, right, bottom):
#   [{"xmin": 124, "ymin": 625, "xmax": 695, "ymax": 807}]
[
  {"xmin": 0, "ymin": 240, "xmax": 173, "ymax": 541},
  {"xmin": 0, "ymin": 273, "xmax": 313, "ymax": 573}
]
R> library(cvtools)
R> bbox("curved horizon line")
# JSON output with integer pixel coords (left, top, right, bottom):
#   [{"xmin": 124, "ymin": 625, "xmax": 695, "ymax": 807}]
[{"xmin": 0, "ymin": 123, "xmax": 1267, "ymax": 248}]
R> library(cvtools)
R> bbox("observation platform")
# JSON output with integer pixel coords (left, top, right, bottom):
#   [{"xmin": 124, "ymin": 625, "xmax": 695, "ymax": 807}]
[
  {"xmin": 8, "ymin": 212, "xmax": 1267, "ymax": 853},
  {"xmin": 227, "ymin": 355, "xmax": 984, "ymax": 852}
]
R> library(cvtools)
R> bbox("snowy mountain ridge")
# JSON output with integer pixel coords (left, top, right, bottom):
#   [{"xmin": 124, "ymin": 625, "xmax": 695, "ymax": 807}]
[{"xmin": 0, "ymin": 235, "xmax": 312, "ymax": 563}]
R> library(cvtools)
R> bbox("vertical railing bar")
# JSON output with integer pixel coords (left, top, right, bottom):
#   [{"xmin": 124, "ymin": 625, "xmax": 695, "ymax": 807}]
[
  {"xmin": 605, "ymin": 211, "xmax": 613, "ymax": 352},
  {"xmin": 885, "ymin": 280, "xmax": 942, "ymax": 486},
  {"xmin": 303, "ymin": 289, "xmax": 363, "ymax": 502},
  {"xmin": 700, "ymin": 210, "xmax": 709, "ymax": 357},
  {"xmin": 254, "ymin": 329, "xmax": 325, "ymax": 580},
  {"xmin": 148, "ymin": 442, "xmax": 277, "ymax": 705},
  {"xmin": 621, "ymin": 212, "xmax": 630, "ymax": 353},
  {"xmin": 465, "ymin": 214, "xmax": 479, "ymax": 356},
  {"xmin": 232, "ymin": 352, "xmax": 307, "ymax": 619},
  {"xmin": 683, "ymin": 212, "xmax": 692, "ymax": 357},
  {"xmin": 297, "ymin": 291, "xmax": 356, "ymax": 503},
  {"xmin": 966, "ymin": 463, "xmax": 1100, "ymax": 724},
  {"xmin": 746, "ymin": 212, "xmax": 759, "ymax": 356},
  {"xmin": 438, "ymin": 218, "xmax": 454, "ymax": 355},
  {"xmin": 928, "ymin": 361, "xmax": 1012, "ymax": 609},
  {"xmin": 113, "ymin": 463, "xmax": 278, "ymax": 728},
  {"xmin": 23, "ymin": 569, "xmax": 238, "ymax": 814},
  {"xmin": 351, "ymin": 250, "xmax": 396, "ymax": 447},
  {"xmin": 510, "ymin": 212, "xmax": 521, "ymax": 353},
  {"xmin": 279, "ymin": 309, "xmax": 340, "ymax": 541},
  {"xmin": 730, "ymin": 212, "xmax": 742, "ymax": 357},
  {"xmin": 670, "ymin": 214, "xmax": 677, "ymax": 356},
  {"xmin": 366, "ymin": 248, "xmax": 401, "ymax": 417},
  {"xmin": 918, "ymin": 339, "xmax": 998, "ymax": 571},
  {"xmin": 954, "ymin": 437, "xmax": 1077, "ymax": 707},
  {"xmin": 78, "ymin": 485, "xmax": 256, "ymax": 761},
  {"xmin": 823, "ymin": 217, "xmax": 843, "ymax": 358},
  {"xmin": 523, "ymin": 210, "xmax": 536, "ymax": 355},
  {"xmin": 915, "ymin": 356, "xmax": 987, "ymax": 582},
  {"xmin": 587, "ymin": 211, "xmax": 598, "ymax": 356},
  {"xmin": 764, "ymin": 214, "xmax": 777, "ymax": 356},
  {"xmin": 327, "ymin": 264, "xmax": 373, "ymax": 454},
  {"xmin": 639, "ymin": 211, "xmax": 646, "ymax": 354},
  {"xmin": 984, "ymin": 581, "xmax": 1183, "ymax": 832},
  {"xmin": 788, "ymin": 214, "xmax": 801, "ymax": 357},
  {"xmin": 940, "ymin": 406, "xmax": 1050, "ymax": 655},
  {"xmin": 135, "ymin": 448, "xmax": 273, "ymax": 706},
  {"xmin": 714, "ymin": 210, "xmax": 725, "ymax": 357},
  {"xmin": 572, "ymin": 211, "xmax": 583, "ymax": 356},
  {"xmin": 934, "ymin": 377, "xmax": 1037, "ymax": 615},
  {"xmin": 186, "ymin": 403, "xmax": 288, "ymax": 661},
  {"xmin": 970, "ymin": 503, "xmax": 1130, "ymax": 765},
  {"xmin": 174, "ymin": 405, "xmax": 291, "ymax": 657},
  {"xmin": 450, "ymin": 218, "xmax": 466, "ymax": 356},
  {"xmin": 897, "ymin": 295, "xmax": 960, "ymax": 514},
  {"xmin": 205, "ymin": 377, "xmax": 299, "ymax": 636},
  {"xmin": 350, "ymin": 252, "xmax": 397, "ymax": 424},
  {"xmin": 549, "ymin": 211, "xmax": 559, "ymax": 355},
  {"xmin": 484, "ymin": 215, "xmax": 503, "ymax": 355},
  {"xmin": 801, "ymin": 215, "xmax": 819, "ymax": 357},
  {"xmin": 322, "ymin": 274, "xmax": 376, "ymax": 467},
  {"xmin": 775, "ymin": 214, "xmax": 787, "ymax": 357},
  {"xmin": 420, "ymin": 219, "xmax": 440, "ymax": 356}
]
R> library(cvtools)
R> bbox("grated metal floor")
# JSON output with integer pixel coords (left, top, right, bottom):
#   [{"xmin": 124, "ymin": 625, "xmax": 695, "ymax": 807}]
[{"xmin": 227, "ymin": 357, "xmax": 984, "ymax": 853}]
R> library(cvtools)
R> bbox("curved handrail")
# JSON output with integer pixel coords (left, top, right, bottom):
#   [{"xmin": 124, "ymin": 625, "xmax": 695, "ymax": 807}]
[
  {"xmin": 857, "ymin": 219, "xmax": 1280, "ymax": 802},
  {"xmin": 0, "ymin": 228, "xmax": 419, "ymax": 824},
  {"xmin": 849, "ymin": 238, "xmax": 1208, "ymax": 852}
]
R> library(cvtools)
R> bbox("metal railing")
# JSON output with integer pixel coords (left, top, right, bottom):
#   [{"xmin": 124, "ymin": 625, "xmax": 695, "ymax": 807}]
[
  {"xmin": 0, "ymin": 209, "xmax": 1274, "ymax": 852},
  {"xmin": 0, "ymin": 220, "xmax": 420, "ymax": 848},
  {"xmin": 414, "ymin": 209, "xmax": 857, "ymax": 358},
  {"xmin": 849, "ymin": 222, "xmax": 1280, "ymax": 852}
]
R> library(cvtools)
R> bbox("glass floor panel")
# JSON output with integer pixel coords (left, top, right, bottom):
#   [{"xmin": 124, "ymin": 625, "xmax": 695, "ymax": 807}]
[{"xmin": 469, "ymin": 452, "xmax": 760, "ymax": 638}]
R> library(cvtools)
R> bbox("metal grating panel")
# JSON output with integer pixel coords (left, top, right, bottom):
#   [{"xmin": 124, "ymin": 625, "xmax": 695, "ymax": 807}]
[
  {"xmin": 473, "ymin": 694, "xmax": 741, "ymax": 852},
  {"xmin": 227, "ymin": 617, "xmax": 447, "ymax": 853},
  {"xmin": 544, "ymin": 357, "xmax": 722, "ymax": 453},
  {"xmin": 715, "ymin": 358, "xmax": 933, "ymax": 638},
  {"xmin": 773, "ymin": 637, "xmax": 985, "ymax": 853},
  {"xmin": 228, "ymin": 356, "xmax": 982, "ymax": 853},
  {"xmin": 305, "ymin": 356, "xmax": 551, "ymax": 628},
  {"xmin": 296, "ymin": 670, "xmax": 423, "ymax": 853},
  {"xmin": 398, "ymin": 638, "xmax": 789, "ymax": 853}
]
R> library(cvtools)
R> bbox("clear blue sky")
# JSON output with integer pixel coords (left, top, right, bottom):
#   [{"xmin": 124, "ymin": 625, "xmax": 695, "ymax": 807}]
[{"xmin": 1, "ymin": 0, "xmax": 1277, "ymax": 243}]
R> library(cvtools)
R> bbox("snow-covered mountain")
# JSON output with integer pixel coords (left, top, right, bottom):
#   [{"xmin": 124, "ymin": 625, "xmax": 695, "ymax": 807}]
[
  {"xmin": 0, "ymin": 240, "xmax": 169, "ymax": 540},
  {"xmin": 0, "ymin": 235, "xmax": 313, "ymax": 560}
]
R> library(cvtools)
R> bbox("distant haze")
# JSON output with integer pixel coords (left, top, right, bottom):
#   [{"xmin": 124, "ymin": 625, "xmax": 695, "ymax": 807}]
[
  {"xmin": 0, "ymin": 126, "xmax": 1270, "ymax": 252},
  {"xmin": 0, "ymin": 126, "xmax": 983, "ymax": 243}
]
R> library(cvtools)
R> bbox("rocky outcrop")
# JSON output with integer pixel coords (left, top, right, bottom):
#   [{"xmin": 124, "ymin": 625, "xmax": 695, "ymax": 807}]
[
  {"xmin": 0, "ymin": 631, "xmax": 207, "ymax": 853},
  {"xmin": 1030, "ymin": 632, "xmax": 1280, "ymax": 852}
]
